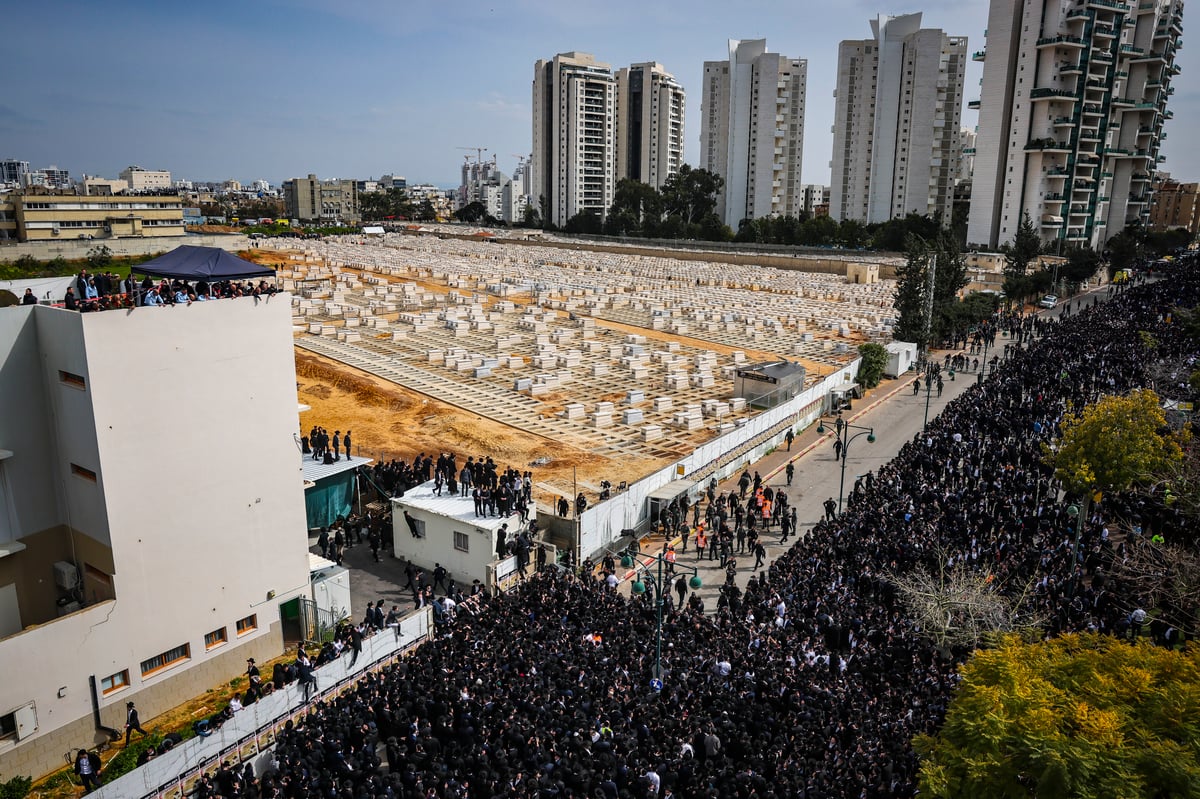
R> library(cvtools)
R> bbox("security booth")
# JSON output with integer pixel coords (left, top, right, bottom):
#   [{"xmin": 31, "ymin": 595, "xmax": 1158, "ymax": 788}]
[{"xmin": 734, "ymin": 361, "xmax": 807, "ymax": 409}]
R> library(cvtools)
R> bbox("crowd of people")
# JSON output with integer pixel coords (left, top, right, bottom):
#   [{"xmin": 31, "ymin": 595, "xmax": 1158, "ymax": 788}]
[
  {"xmin": 171, "ymin": 261, "xmax": 1196, "ymax": 798},
  {"xmin": 59, "ymin": 268, "xmax": 278, "ymax": 312}
]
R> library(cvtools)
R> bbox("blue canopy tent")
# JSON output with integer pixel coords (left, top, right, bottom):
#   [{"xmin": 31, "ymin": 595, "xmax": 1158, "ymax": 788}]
[{"xmin": 135, "ymin": 245, "xmax": 274, "ymax": 281}]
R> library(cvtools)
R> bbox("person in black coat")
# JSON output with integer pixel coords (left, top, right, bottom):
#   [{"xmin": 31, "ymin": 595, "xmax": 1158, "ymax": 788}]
[{"xmin": 125, "ymin": 701, "xmax": 148, "ymax": 745}]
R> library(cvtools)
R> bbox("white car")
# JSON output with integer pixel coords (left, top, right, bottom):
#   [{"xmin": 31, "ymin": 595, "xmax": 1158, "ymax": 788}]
[{"xmin": 1039, "ymin": 294, "xmax": 1059, "ymax": 309}]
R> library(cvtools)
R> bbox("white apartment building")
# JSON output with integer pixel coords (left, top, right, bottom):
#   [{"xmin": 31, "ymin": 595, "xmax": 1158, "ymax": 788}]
[
  {"xmin": 958, "ymin": 127, "xmax": 978, "ymax": 184},
  {"xmin": 830, "ymin": 14, "xmax": 967, "ymax": 224},
  {"xmin": 532, "ymin": 52, "xmax": 617, "ymax": 228},
  {"xmin": 700, "ymin": 40, "xmax": 808, "ymax": 226},
  {"xmin": 800, "ymin": 183, "xmax": 831, "ymax": 216},
  {"xmin": 0, "ymin": 296, "xmax": 310, "ymax": 780},
  {"xmin": 615, "ymin": 62, "xmax": 686, "ymax": 190},
  {"xmin": 967, "ymin": 0, "xmax": 1183, "ymax": 249},
  {"xmin": 119, "ymin": 165, "xmax": 172, "ymax": 192}
]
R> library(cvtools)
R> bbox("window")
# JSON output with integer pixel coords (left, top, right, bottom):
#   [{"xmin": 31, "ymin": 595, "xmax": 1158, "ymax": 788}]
[
  {"xmin": 59, "ymin": 370, "xmax": 86, "ymax": 389},
  {"xmin": 454, "ymin": 531, "xmax": 470, "ymax": 552},
  {"xmin": 205, "ymin": 627, "xmax": 228, "ymax": 650},
  {"xmin": 100, "ymin": 670, "xmax": 130, "ymax": 694},
  {"xmin": 0, "ymin": 703, "xmax": 36, "ymax": 741},
  {"xmin": 140, "ymin": 643, "xmax": 190, "ymax": 676},
  {"xmin": 236, "ymin": 614, "xmax": 257, "ymax": 635},
  {"xmin": 70, "ymin": 463, "xmax": 97, "ymax": 482}
]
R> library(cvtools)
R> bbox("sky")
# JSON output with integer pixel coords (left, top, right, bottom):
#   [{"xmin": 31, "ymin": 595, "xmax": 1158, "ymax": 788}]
[{"xmin": 4, "ymin": 0, "xmax": 1197, "ymax": 188}]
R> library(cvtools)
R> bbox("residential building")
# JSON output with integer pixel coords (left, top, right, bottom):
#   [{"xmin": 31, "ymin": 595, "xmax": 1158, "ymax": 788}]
[
  {"xmin": 829, "ymin": 14, "xmax": 967, "ymax": 224},
  {"xmin": 532, "ymin": 52, "xmax": 617, "ymax": 228},
  {"xmin": 0, "ymin": 192, "xmax": 185, "ymax": 241},
  {"xmin": 118, "ymin": 166, "xmax": 172, "ymax": 192},
  {"xmin": 800, "ymin": 184, "xmax": 830, "ymax": 216},
  {"xmin": 283, "ymin": 174, "xmax": 361, "ymax": 224},
  {"xmin": 967, "ymin": 0, "xmax": 1184, "ymax": 249},
  {"xmin": 957, "ymin": 127, "xmax": 978, "ymax": 184},
  {"xmin": 700, "ymin": 39, "xmax": 808, "ymax": 226},
  {"xmin": 24, "ymin": 166, "xmax": 72, "ymax": 191},
  {"xmin": 0, "ymin": 159, "xmax": 30, "ymax": 187},
  {"xmin": 1149, "ymin": 178, "xmax": 1200, "ymax": 232},
  {"xmin": 615, "ymin": 62, "xmax": 686, "ymax": 190},
  {"xmin": 378, "ymin": 174, "xmax": 407, "ymax": 191},
  {"xmin": 0, "ymin": 295, "xmax": 310, "ymax": 780}
]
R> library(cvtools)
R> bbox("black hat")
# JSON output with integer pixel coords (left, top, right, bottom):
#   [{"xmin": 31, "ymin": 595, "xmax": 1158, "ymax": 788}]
[{"xmin": 247, "ymin": 658, "xmax": 255, "ymax": 663}]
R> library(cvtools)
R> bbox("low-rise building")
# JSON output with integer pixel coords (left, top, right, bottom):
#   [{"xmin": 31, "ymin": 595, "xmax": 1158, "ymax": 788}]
[
  {"xmin": 0, "ymin": 294, "xmax": 310, "ymax": 780},
  {"xmin": 0, "ymin": 192, "xmax": 185, "ymax": 241},
  {"xmin": 119, "ymin": 166, "xmax": 172, "ymax": 192},
  {"xmin": 283, "ymin": 174, "xmax": 361, "ymax": 224},
  {"xmin": 1149, "ymin": 179, "xmax": 1200, "ymax": 234}
]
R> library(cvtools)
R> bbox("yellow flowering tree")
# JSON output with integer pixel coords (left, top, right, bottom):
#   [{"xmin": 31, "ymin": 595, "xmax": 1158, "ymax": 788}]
[
  {"xmin": 1045, "ymin": 389, "xmax": 1185, "ymax": 496},
  {"xmin": 916, "ymin": 634, "xmax": 1200, "ymax": 798}
]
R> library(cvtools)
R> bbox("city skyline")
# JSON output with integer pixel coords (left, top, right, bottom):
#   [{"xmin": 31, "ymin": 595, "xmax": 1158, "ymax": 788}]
[{"xmin": 4, "ymin": 0, "xmax": 1196, "ymax": 189}]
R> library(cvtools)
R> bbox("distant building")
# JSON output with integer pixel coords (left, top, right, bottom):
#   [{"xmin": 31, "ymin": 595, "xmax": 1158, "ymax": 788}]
[
  {"xmin": 1149, "ymin": 179, "xmax": 1200, "ymax": 233},
  {"xmin": 957, "ymin": 128, "xmax": 977, "ymax": 185},
  {"xmin": 0, "ymin": 296, "xmax": 310, "ymax": 780},
  {"xmin": 283, "ymin": 174, "xmax": 361, "ymax": 224},
  {"xmin": 615, "ymin": 62, "xmax": 686, "ymax": 190},
  {"xmin": 378, "ymin": 174, "xmax": 407, "ymax": 191},
  {"xmin": 800, "ymin": 184, "xmax": 830, "ymax": 216},
  {"xmin": 0, "ymin": 193, "xmax": 185, "ymax": 241},
  {"xmin": 251, "ymin": 179, "xmax": 271, "ymax": 194},
  {"xmin": 0, "ymin": 159, "xmax": 30, "ymax": 187},
  {"xmin": 80, "ymin": 176, "xmax": 129, "ymax": 196},
  {"xmin": 700, "ymin": 39, "xmax": 808, "ymax": 226},
  {"xmin": 119, "ymin": 166, "xmax": 172, "ymax": 192},
  {"xmin": 532, "ymin": 52, "xmax": 617, "ymax": 228},
  {"xmin": 829, "ymin": 14, "xmax": 967, "ymax": 224}
]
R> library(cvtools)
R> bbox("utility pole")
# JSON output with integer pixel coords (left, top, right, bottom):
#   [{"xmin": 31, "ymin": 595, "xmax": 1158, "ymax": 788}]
[{"xmin": 922, "ymin": 251, "xmax": 937, "ymax": 359}]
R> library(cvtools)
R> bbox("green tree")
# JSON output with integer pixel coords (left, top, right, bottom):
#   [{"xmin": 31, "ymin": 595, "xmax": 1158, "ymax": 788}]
[
  {"xmin": 798, "ymin": 215, "xmax": 839, "ymax": 246},
  {"xmin": 1106, "ymin": 222, "xmax": 1147, "ymax": 274},
  {"xmin": 605, "ymin": 178, "xmax": 663, "ymax": 237},
  {"xmin": 893, "ymin": 233, "xmax": 969, "ymax": 350},
  {"xmin": 916, "ymin": 634, "xmax": 1200, "ymax": 799},
  {"xmin": 857, "ymin": 343, "xmax": 888, "ymax": 389},
  {"xmin": 455, "ymin": 201, "xmax": 488, "ymax": 224},
  {"xmin": 838, "ymin": 218, "xmax": 871, "ymax": 249},
  {"xmin": 417, "ymin": 200, "xmax": 436, "ymax": 222},
  {"xmin": 564, "ymin": 210, "xmax": 603, "ymax": 235},
  {"xmin": 1000, "ymin": 212, "xmax": 1042, "ymax": 303},
  {"xmin": 87, "ymin": 245, "xmax": 113, "ymax": 270},
  {"xmin": 660, "ymin": 165, "xmax": 723, "ymax": 225},
  {"xmin": 1060, "ymin": 246, "xmax": 1101, "ymax": 289}
]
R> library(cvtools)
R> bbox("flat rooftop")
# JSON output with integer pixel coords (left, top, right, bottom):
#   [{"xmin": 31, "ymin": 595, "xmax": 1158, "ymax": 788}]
[{"xmin": 393, "ymin": 480, "xmax": 517, "ymax": 533}]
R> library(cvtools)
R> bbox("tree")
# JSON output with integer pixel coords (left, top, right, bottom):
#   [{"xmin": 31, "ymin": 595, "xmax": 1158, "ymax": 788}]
[
  {"xmin": 857, "ymin": 343, "xmax": 888, "ymax": 389},
  {"xmin": 1000, "ymin": 212, "xmax": 1042, "ymax": 303},
  {"xmin": 1110, "ymin": 538, "xmax": 1200, "ymax": 636},
  {"xmin": 455, "ymin": 201, "xmax": 488, "ymax": 224},
  {"xmin": 1044, "ymin": 389, "xmax": 1186, "ymax": 497},
  {"xmin": 1060, "ymin": 245, "xmax": 1101, "ymax": 289},
  {"xmin": 417, "ymin": 200, "xmax": 436, "ymax": 222},
  {"xmin": 915, "ymin": 634, "xmax": 1200, "ymax": 799},
  {"xmin": 838, "ymin": 218, "xmax": 871, "ymax": 249},
  {"xmin": 605, "ymin": 178, "xmax": 663, "ymax": 237},
  {"xmin": 892, "ymin": 233, "xmax": 969, "ymax": 351},
  {"xmin": 1106, "ymin": 222, "xmax": 1147, "ymax": 274},
  {"xmin": 87, "ymin": 245, "xmax": 113, "ymax": 270},
  {"xmin": 564, "ymin": 210, "xmax": 602, "ymax": 235},
  {"xmin": 888, "ymin": 554, "xmax": 1044, "ymax": 653},
  {"xmin": 660, "ymin": 165, "xmax": 723, "ymax": 225}
]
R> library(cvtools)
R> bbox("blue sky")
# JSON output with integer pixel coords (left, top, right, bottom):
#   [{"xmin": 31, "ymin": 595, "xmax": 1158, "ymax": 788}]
[{"xmin": 4, "ymin": 0, "xmax": 1197, "ymax": 187}]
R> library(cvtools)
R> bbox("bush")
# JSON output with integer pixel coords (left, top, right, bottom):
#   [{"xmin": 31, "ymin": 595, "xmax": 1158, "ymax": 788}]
[
  {"xmin": 0, "ymin": 775, "xmax": 32, "ymax": 799},
  {"xmin": 101, "ymin": 733, "xmax": 163, "ymax": 784}
]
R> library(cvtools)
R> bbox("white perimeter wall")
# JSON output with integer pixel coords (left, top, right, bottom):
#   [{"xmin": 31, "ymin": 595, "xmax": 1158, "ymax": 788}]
[{"xmin": 578, "ymin": 359, "xmax": 861, "ymax": 557}]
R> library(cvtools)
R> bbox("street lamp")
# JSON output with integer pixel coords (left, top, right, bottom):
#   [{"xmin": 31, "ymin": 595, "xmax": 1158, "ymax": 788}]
[
  {"xmin": 620, "ymin": 549, "xmax": 701, "ymax": 689},
  {"xmin": 1067, "ymin": 502, "xmax": 1084, "ymax": 595},
  {"xmin": 817, "ymin": 414, "xmax": 875, "ymax": 514}
]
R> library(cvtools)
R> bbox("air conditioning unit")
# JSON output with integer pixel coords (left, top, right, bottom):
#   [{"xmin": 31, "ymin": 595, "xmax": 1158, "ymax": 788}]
[{"xmin": 53, "ymin": 560, "xmax": 79, "ymax": 591}]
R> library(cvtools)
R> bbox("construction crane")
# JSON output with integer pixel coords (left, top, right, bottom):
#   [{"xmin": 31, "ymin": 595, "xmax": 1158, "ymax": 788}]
[{"xmin": 457, "ymin": 146, "xmax": 489, "ymax": 166}]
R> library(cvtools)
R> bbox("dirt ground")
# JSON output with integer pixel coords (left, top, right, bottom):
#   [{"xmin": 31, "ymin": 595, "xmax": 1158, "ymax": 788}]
[{"xmin": 295, "ymin": 352, "xmax": 662, "ymax": 500}]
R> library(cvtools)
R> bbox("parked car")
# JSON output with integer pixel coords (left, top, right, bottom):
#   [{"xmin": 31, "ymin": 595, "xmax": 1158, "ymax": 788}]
[{"xmin": 1039, "ymin": 294, "xmax": 1059, "ymax": 309}]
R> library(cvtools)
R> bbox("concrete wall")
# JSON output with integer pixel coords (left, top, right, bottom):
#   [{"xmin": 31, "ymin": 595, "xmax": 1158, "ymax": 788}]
[
  {"xmin": 0, "ymin": 234, "xmax": 249, "ymax": 262},
  {"xmin": 0, "ymin": 296, "xmax": 309, "ymax": 779}
]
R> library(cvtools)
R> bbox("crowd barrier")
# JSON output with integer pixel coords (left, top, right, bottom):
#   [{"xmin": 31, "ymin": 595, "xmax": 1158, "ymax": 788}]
[{"xmin": 88, "ymin": 608, "xmax": 433, "ymax": 799}]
